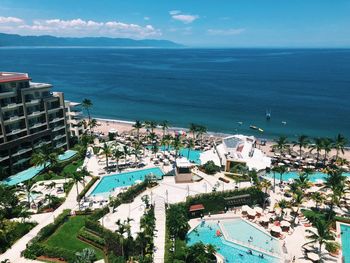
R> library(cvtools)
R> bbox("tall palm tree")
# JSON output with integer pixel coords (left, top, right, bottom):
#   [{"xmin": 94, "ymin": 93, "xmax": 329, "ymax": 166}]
[
  {"xmin": 72, "ymin": 172, "xmax": 84, "ymax": 198},
  {"xmin": 261, "ymin": 179, "xmax": 271, "ymax": 210},
  {"xmin": 123, "ymin": 145, "xmax": 130, "ymax": 161},
  {"xmin": 30, "ymin": 151, "xmax": 47, "ymax": 169},
  {"xmin": 271, "ymin": 166, "xmax": 280, "ymax": 192},
  {"xmin": 101, "ymin": 143, "xmax": 112, "ymax": 169},
  {"xmin": 310, "ymin": 192, "xmax": 325, "ymax": 210},
  {"xmin": 82, "ymin": 98, "xmax": 93, "ymax": 125},
  {"xmin": 294, "ymin": 171, "xmax": 311, "ymax": 191},
  {"xmin": 162, "ymin": 134, "xmax": 173, "ymax": 151},
  {"xmin": 186, "ymin": 138, "xmax": 195, "ymax": 160},
  {"xmin": 309, "ymin": 137, "xmax": 324, "ymax": 163},
  {"xmin": 324, "ymin": 168, "xmax": 347, "ymax": 220},
  {"xmin": 23, "ymin": 179, "xmax": 36, "ymax": 208},
  {"xmin": 172, "ymin": 135, "xmax": 183, "ymax": 160},
  {"xmin": 305, "ymin": 219, "xmax": 334, "ymax": 257},
  {"xmin": 88, "ymin": 118, "xmax": 98, "ymax": 134},
  {"xmin": 272, "ymin": 136, "xmax": 289, "ymax": 153},
  {"xmin": 333, "ymin": 134, "xmax": 347, "ymax": 160},
  {"xmin": 293, "ymin": 135, "xmax": 310, "ymax": 160},
  {"xmin": 189, "ymin": 123, "xmax": 198, "ymax": 139},
  {"xmin": 322, "ymin": 138, "xmax": 333, "ymax": 165},
  {"xmin": 159, "ymin": 120, "xmax": 169, "ymax": 139},
  {"xmin": 291, "ymin": 190, "xmax": 304, "ymax": 228},
  {"xmin": 115, "ymin": 219, "xmax": 126, "ymax": 257},
  {"xmin": 144, "ymin": 120, "xmax": 157, "ymax": 133},
  {"xmin": 113, "ymin": 148, "xmax": 124, "ymax": 172},
  {"xmin": 197, "ymin": 125, "xmax": 207, "ymax": 147},
  {"xmin": 132, "ymin": 142, "xmax": 142, "ymax": 163},
  {"xmin": 132, "ymin": 120, "xmax": 144, "ymax": 142}
]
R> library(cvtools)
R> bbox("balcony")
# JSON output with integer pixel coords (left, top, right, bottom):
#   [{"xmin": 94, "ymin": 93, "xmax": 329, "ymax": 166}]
[
  {"xmin": 30, "ymin": 122, "xmax": 47, "ymax": 129},
  {"xmin": 34, "ymin": 141, "xmax": 51, "ymax": 149},
  {"xmin": 52, "ymin": 125, "xmax": 65, "ymax": 132},
  {"xmin": 0, "ymin": 91, "xmax": 16, "ymax": 98},
  {"xmin": 27, "ymin": 111, "xmax": 45, "ymax": 118},
  {"xmin": 55, "ymin": 141, "xmax": 67, "ymax": 149},
  {"xmin": 6, "ymin": 128, "xmax": 26, "ymax": 136},
  {"xmin": 49, "ymin": 117, "xmax": 65, "ymax": 123},
  {"xmin": 53, "ymin": 134, "xmax": 66, "ymax": 141},
  {"xmin": 4, "ymin": 115, "xmax": 25, "ymax": 124},
  {"xmin": 2, "ymin": 103, "xmax": 22, "ymax": 110},
  {"xmin": 25, "ymin": 99, "xmax": 41, "ymax": 105},
  {"xmin": 69, "ymin": 110, "xmax": 82, "ymax": 117},
  {"xmin": 48, "ymin": 106, "xmax": 63, "ymax": 113},
  {"xmin": 12, "ymin": 148, "xmax": 32, "ymax": 157}
]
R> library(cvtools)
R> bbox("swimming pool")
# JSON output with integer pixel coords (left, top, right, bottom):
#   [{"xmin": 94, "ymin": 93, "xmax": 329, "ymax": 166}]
[
  {"xmin": 265, "ymin": 171, "xmax": 350, "ymax": 182},
  {"xmin": 187, "ymin": 220, "xmax": 279, "ymax": 263},
  {"xmin": 148, "ymin": 145, "xmax": 201, "ymax": 164},
  {"xmin": 58, "ymin": 150, "xmax": 77, "ymax": 161},
  {"xmin": 340, "ymin": 224, "xmax": 350, "ymax": 262},
  {"xmin": 1, "ymin": 150, "xmax": 78, "ymax": 186},
  {"xmin": 90, "ymin": 167, "xmax": 164, "ymax": 196}
]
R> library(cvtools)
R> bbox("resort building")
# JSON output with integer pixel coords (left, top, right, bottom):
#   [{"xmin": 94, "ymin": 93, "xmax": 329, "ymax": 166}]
[
  {"xmin": 0, "ymin": 72, "xmax": 69, "ymax": 175},
  {"xmin": 175, "ymin": 157, "xmax": 195, "ymax": 183},
  {"xmin": 64, "ymin": 101, "xmax": 85, "ymax": 139},
  {"xmin": 200, "ymin": 134, "xmax": 271, "ymax": 172}
]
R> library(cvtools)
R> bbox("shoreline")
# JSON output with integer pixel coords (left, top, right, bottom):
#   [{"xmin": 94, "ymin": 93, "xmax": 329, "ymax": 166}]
[{"xmin": 92, "ymin": 117, "xmax": 350, "ymax": 162}]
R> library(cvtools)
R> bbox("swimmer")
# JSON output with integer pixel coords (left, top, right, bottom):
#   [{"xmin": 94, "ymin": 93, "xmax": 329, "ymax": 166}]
[{"xmin": 239, "ymin": 253, "xmax": 244, "ymax": 257}]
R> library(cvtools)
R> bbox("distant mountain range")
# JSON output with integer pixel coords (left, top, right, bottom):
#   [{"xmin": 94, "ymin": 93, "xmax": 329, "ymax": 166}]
[{"xmin": 0, "ymin": 33, "xmax": 182, "ymax": 48}]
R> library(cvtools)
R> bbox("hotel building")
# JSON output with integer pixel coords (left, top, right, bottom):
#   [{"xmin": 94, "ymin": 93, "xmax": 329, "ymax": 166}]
[
  {"xmin": 64, "ymin": 101, "xmax": 85, "ymax": 139},
  {"xmin": 0, "ymin": 72, "xmax": 69, "ymax": 175}
]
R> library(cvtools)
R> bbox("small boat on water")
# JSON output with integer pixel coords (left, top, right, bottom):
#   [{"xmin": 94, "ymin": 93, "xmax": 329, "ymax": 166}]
[
  {"xmin": 266, "ymin": 109, "xmax": 271, "ymax": 120},
  {"xmin": 250, "ymin": 125, "xmax": 264, "ymax": 132}
]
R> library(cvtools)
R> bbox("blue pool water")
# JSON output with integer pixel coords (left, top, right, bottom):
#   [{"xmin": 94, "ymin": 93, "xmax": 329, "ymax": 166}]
[
  {"xmin": 148, "ymin": 145, "xmax": 201, "ymax": 164},
  {"xmin": 187, "ymin": 220, "xmax": 279, "ymax": 263},
  {"xmin": 221, "ymin": 219, "xmax": 281, "ymax": 254},
  {"xmin": 341, "ymin": 224, "xmax": 350, "ymax": 263},
  {"xmin": 1, "ymin": 150, "xmax": 78, "ymax": 186},
  {"xmin": 90, "ymin": 167, "xmax": 164, "ymax": 196},
  {"xmin": 58, "ymin": 150, "xmax": 77, "ymax": 161},
  {"xmin": 265, "ymin": 171, "xmax": 350, "ymax": 182}
]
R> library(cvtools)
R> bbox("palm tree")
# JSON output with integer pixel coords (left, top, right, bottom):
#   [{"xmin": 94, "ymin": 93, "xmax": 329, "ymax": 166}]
[
  {"xmin": 322, "ymin": 138, "xmax": 333, "ymax": 165},
  {"xmin": 333, "ymin": 134, "xmax": 347, "ymax": 160},
  {"xmin": 23, "ymin": 179, "xmax": 39, "ymax": 208},
  {"xmin": 197, "ymin": 125, "xmax": 207, "ymax": 147},
  {"xmin": 82, "ymin": 98, "xmax": 93, "ymax": 126},
  {"xmin": 88, "ymin": 118, "xmax": 98, "ymax": 134},
  {"xmin": 159, "ymin": 120, "xmax": 169, "ymax": 139},
  {"xmin": 272, "ymin": 136, "xmax": 289, "ymax": 153},
  {"xmin": 309, "ymin": 137, "xmax": 324, "ymax": 164},
  {"xmin": 72, "ymin": 172, "xmax": 84, "ymax": 197},
  {"xmin": 291, "ymin": 190, "xmax": 304, "ymax": 228},
  {"xmin": 273, "ymin": 165, "xmax": 287, "ymax": 187},
  {"xmin": 293, "ymin": 135, "xmax": 309, "ymax": 160},
  {"xmin": 144, "ymin": 120, "xmax": 157, "ymax": 133},
  {"xmin": 113, "ymin": 148, "xmax": 124, "ymax": 172},
  {"xmin": 186, "ymin": 138, "xmax": 195, "ymax": 160},
  {"xmin": 132, "ymin": 120, "xmax": 144, "ymax": 142},
  {"xmin": 324, "ymin": 168, "xmax": 347, "ymax": 220},
  {"xmin": 172, "ymin": 135, "xmax": 183, "ymax": 160},
  {"xmin": 271, "ymin": 166, "xmax": 280, "ymax": 192},
  {"xmin": 294, "ymin": 171, "xmax": 311, "ymax": 191},
  {"xmin": 75, "ymin": 248, "xmax": 97, "ymax": 263},
  {"xmin": 30, "ymin": 151, "xmax": 47, "ymax": 169},
  {"xmin": 310, "ymin": 192, "xmax": 325, "ymax": 210},
  {"xmin": 115, "ymin": 219, "xmax": 126, "ymax": 257},
  {"xmin": 276, "ymin": 199, "xmax": 289, "ymax": 220},
  {"xmin": 162, "ymin": 134, "xmax": 173, "ymax": 151},
  {"xmin": 261, "ymin": 179, "xmax": 272, "ymax": 210},
  {"xmin": 132, "ymin": 142, "xmax": 143, "ymax": 163},
  {"xmin": 101, "ymin": 143, "xmax": 112, "ymax": 169},
  {"xmin": 189, "ymin": 123, "xmax": 198, "ymax": 139},
  {"xmin": 123, "ymin": 145, "xmax": 130, "ymax": 161},
  {"xmin": 305, "ymin": 219, "xmax": 334, "ymax": 257}
]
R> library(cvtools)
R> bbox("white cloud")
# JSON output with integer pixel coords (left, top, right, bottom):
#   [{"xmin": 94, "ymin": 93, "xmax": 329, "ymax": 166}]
[
  {"xmin": 0, "ymin": 16, "xmax": 24, "ymax": 24},
  {"xmin": 207, "ymin": 28, "xmax": 245, "ymax": 36},
  {"xmin": 169, "ymin": 11, "xmax": 199, "ymax": 24},
  {"xmin": 0, "ymin": 17, "xmax": 161, "ymax": 38}
]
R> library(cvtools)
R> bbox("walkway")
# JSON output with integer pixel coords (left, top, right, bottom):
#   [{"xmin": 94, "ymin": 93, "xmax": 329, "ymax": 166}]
[
  {"xmin": 153, "ymin": 195, "xmax": 166, "ymax": 263},
  {"xmin": 0, "ymin": 180, "xmax": 85, "ymax": 262}
]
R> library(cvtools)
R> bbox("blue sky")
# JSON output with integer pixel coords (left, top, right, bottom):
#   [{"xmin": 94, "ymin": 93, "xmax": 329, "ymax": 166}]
[{"xmin": 0, "ymin": 0, "xmax": 349, "ymax": 47}]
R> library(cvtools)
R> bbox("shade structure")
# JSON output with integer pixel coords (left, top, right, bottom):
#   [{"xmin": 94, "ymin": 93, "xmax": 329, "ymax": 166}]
[
  {"xmin": 280, "ymin": 221, "xmax": 290, "ymax": 227},
  {"xmin": 242, "ymin": 205, "xmax": 250, "ymax": 212},
  {"xmin": 260, "ymin": 216, "xmax": 270, "ymax": 223},
  {"xmin": 247, "ymin": 209, "xmax": 256, "ymax": 216},
  {"xmin": 307, "ymin": 252, "xmax": 320, "ymax": 261},
  {"xmin": 254, "ymin": 207, "xmax": 263, "ymax": 215},
  {"xmin": 271, "ymin": 226, "xmax": 282, "ymax": 233}
]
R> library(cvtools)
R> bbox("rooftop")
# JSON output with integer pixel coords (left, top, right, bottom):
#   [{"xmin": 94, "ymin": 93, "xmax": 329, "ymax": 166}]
[{"xmin": 0, "ymin": 72, "xmax": 30, "ymax": 84}]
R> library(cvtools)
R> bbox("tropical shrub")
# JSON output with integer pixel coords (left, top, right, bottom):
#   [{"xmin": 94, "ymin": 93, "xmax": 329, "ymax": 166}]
[
  {"xmin": 325, "ymin": 241, "xmax": 341, "ymax": 254},
  {"xmin": 200, "ymin": 161, "xmax": 220, "ymax": 175},
  {"xmin": 167, "ymin": 203, "xmax": 190, "ymax": 240},
  {"xmin": 77, "ymin": 176, "xmax": 99, "ymax": 201}
]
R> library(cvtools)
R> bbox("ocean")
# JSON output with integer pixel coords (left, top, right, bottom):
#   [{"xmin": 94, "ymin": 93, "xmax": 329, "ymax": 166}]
[{"xmin": 0, "ymin": 47, "xmax": 349, "ymax": 140}]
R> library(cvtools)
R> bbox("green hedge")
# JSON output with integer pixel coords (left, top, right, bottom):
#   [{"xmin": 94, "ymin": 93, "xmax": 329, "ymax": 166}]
[
  {"xmin": 186, "ymin": 187, "xmax": 264, "ymax": 214},
  {"xmin": 23, "ymin": 243, "xmax": 76, "ymax": 262},
  {"xmin": 77, "ymin": 176, "xmax": 99, "ymax": 201},
  {"xmin": 78, "ymin": 227, "xmax": 105, "ymax": 248}
]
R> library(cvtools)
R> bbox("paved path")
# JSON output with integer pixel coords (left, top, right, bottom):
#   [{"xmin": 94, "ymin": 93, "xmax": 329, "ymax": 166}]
[
  {"xmin": 153, "ymin": 195, "xmax": 166, "ymax": 263},
  {"xmin": 0, "ymin": 181, "xmax": 84, "ymax": 262}
]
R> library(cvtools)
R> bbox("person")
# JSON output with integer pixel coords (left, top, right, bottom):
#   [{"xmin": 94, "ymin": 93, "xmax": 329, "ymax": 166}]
[
  {"xmin": 239, "ymin": 253, "xmax": 244, "ymax": 257},
  {"xmin": 283, "ymin": 241, "xmax": 286, "ymax": 247},
  {"xmin": 292, "ymin": 256, "xmax": 296, "ymax": 262}
]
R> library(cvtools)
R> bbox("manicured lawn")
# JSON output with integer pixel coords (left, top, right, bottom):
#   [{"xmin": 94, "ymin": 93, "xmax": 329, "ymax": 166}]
[
  {"xmin": 33, "ymin": 173, "xmax": 65, "ymax": 182},
  {"xmin": 45, "ymin": 215, "xmax": 104, "ymax": 259},
  {"xmin": 63, "ymin": 159, "xmax": 84, "ymax": 175}
]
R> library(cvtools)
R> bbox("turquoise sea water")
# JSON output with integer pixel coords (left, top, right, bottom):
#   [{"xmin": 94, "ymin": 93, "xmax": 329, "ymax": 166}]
[
  {"xmin": 187, "ymin": 220, "xmax": 279, "ymax": 262},
  {"xmin": 90, "ymin": 167, "xmax": 164, "ymax": 196},
  {"xmin": 1, "ymin": 48, "xmax": 349, "ymax": 140},
  {"xmin": 341, "ymin": 224, "xmax": 350, "ymax": 263},
  {"xmin": 265, "ymin": 171, "xmax": 350, "ymax": 182},
  {"xmin": 2, "ymin": 150, "xmax": 77, "ymax": 186}
]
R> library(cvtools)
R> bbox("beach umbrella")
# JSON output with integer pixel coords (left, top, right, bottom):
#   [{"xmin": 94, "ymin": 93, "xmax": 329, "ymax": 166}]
[
  {"xmin": 242, "ymin": 205, "xmax": 250, "ymax": 212},
  {"xmin": 254, "ymin": 207, "xmax": 263, "ymax": 215},
  {"xmin": 260, "ymin": 216, "xmax": 270, "ymax": 223},
  {"xmin": 278, "ymin": 162, "xmax": 284, "ymax": 166},
  {"xmin": 280, "ymin": 221, "xmax": 290, "ymax": 227},
  {"xmin": 247, "ymin": 209, "xmax": 256, "ymax": 216},
  {"xmin": 271, "ymin": 226, "xmax": 282, "ymax": 233},
  {"xmin": 307, "ymin": 252, "xmax": 320, "ymax": 261},
  {"xmin": 274, "ymin": 207, "xmax": 282, "ymax": 215}
]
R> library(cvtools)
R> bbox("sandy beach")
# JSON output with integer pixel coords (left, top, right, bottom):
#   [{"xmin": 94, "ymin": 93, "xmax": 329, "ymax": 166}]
[{"xmin": 92, "ymin": 117, "xmax": 350, "ymax": 162}]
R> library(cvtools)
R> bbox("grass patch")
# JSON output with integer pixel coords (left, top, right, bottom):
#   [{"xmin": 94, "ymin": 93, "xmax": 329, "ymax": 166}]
[
  {"xmin": 63, "ymin": 159, "xmax": 84, "ymax": 175},
  {"xmin": 45, "ymin": 215, "xmax": 104, "ymax": 259},
  {"xmin": 33, "ymin": 173, "xmax": 65, "ymax": 183}
]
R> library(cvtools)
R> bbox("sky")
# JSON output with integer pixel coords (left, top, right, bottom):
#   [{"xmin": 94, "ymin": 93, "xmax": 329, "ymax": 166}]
[{"xmin": 0, "ymin": 0, "xmax": 350, "ymax": 47}]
